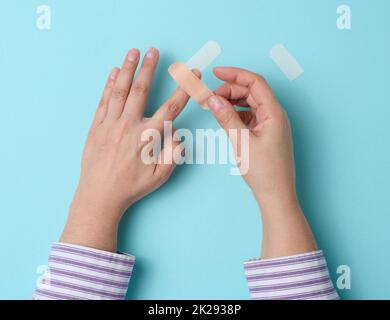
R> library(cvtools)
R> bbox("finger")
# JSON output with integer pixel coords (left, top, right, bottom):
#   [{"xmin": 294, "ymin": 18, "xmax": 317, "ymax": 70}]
[
  {"xmin": 213, "ymin": 66, "xmax": 277, "ymax": 107},
  {"xmin": 153, "ymin": 132, "xmax": 181, "ymax": 184},
  {"xmin": 123, "ymin": 47, "xmax": 159, "ymax": 120},
  {"xmin": 105, "ymin": 49, "xmax": 140, "ymax": 122},
  {"xmin": 207, "ymin": 95, "xmax": 247, "ymax": 132},
  {"xmin": 214, "ymin": 83, "xmax": 251, "ymax": 107},
  {"xmin": 215, "ymin": 82, "xmax": 248, "ymax": 100},
  {"xmin": 208, "ymin": 95, "xmax": 250, "ymax": 163},
  {"xmin": 152, "ymin": 88, "xmax": 190, "ymax": 128},
  {"xmin": 152, "ymin": 70, "xmax": 201, "ymax": 127},
  {"xmin": 91, "ymin": 67, "xmax": 120, "ymax": 128}
]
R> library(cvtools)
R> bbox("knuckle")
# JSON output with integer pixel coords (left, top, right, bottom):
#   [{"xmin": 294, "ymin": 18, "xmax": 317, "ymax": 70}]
[
  {"xmin": 131, "ymin": 83, "xmax": 149, "ymax": 97},
  {"xmin": 255, "ymin": 73, "xmax": 265, "ymax": 81},
  {"xmin": 122, "ymin": 61, "xmax": 136, "ymax": 71},
  {"xmin": 254, "ymin": 73, "xmax": 268, "ymax": 85},
  {"xmin": 273, "ymin": 112, "xmax": 287, "ymax": 124},
  {"xmin": 88, "ymin": 127, "xmax": 109, "ymax": 148},
  {"xmin": 275, "ymin": 108, "xmax": 288, "ymax": 122},
  {"xmin": 156, "ymin": 170, "xmax": 171, "ymax": 183},
  {"xmin": 136, "ymin": 139, "xmax": 148, "ymax": 154},
  {"xmin": 166, "ymin": 100, "xmax": 180, "ymax": 115},
  {"xmin": 111, "ymin": 88, "xmax": 128, "ymax": 101},
  {"xmin": 106, "ymin": 80, "xmax": 115, "ymax": 89},
  {"xmin": 98, "ymin": 98, "xmax": 107, "ymax": 110},
  {"xmin": 136, "ymin": 133, "xmax": 157, "ymax": 154}
]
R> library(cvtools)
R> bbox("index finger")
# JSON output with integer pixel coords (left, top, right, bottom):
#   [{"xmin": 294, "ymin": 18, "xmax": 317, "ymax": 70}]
[
  {"xmin": 151, "ymin": 70, "xmax": 201, "ymax": 130},
  {"xmin": 213, "ymin": 66, "xmax": 277, "ymax": 107}
]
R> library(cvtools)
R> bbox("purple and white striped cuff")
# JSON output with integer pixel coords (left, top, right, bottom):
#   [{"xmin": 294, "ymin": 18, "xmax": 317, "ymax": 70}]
[
  {"xmin": 244, "ymin": 250, "xmax": 339, "ymax": 300},
  {"xmin": 33, "ymin": 242, "xmax": 135, "ymax": 300}
]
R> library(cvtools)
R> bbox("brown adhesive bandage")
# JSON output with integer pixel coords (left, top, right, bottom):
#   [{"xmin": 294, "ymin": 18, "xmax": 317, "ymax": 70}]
[{"xmin": 168, "ymin": 62, "xmax": 214, "ymax": 110}]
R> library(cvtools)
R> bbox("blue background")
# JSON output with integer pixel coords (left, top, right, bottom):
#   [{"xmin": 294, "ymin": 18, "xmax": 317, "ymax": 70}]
[{"xmin": 0, "ymin": 0, "xmax": 389, "ymax": 299}]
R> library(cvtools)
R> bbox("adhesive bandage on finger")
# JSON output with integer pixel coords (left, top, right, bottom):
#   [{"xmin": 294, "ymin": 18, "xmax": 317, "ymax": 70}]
[
  {"xmin": 186, "ymin": 41, "xmax": 222, "ymax": 71},
  {"xmin": 168, "ymin": 41, "xmax": 222, "ymax": 110},
  {"xmin": 168, "ymin": 62, "xmax": 214, "ymax": 110},
  {"xmin": 270, "ymin": 44, "xmax": 304, "ymax": 81}
]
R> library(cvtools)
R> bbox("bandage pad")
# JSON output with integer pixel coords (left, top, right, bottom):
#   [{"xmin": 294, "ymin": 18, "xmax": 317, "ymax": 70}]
[
  {"xmin": 186, "ymin": 41, "xmax": 221, "ymax": 72},
  {"xmin": 168, "ymin": 62, "xmax": 214, "ymax": 110},
  {"xmin": 270, "ymin": 44, "xmax": 304, "ymax": 81}
]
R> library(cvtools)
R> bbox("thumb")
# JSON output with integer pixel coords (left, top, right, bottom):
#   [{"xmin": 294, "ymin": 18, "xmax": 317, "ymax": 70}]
[{"xmin": 207, "ymin": 95, "xmax": 246, "ymax": 132}]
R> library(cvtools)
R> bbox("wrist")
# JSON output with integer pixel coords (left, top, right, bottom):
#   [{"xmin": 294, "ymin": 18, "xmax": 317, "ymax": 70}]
[
  {"xmin": 254, "ymin": 190, "xmax": 318, "ymax": 258},
  {"xmin": 60, "ymin": 215, "xmax": 118, "ymax": 252},
  {"xmin": 68, "ymin": 195, "xmax": 124, "ymax": 227},
  {"xmin": 254, "ymin": 189, "xmax": 300, "ymax": 218},
  {"xmin": 59, "ymin": 195, "xmax": 126, "ymax": 252}
]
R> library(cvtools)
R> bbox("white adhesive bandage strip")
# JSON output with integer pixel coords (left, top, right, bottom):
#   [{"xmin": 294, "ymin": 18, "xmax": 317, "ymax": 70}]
[
  {"xmin": 168, "ymin": 62, "xmax": 214, "ymax": 110},
  {"xmin": 270, "ymin": 44, "xmax": 304, "ymax": 81},
  {"xmin": 186, "ymin": 41, "xmax": 222, "ymax": 71}
]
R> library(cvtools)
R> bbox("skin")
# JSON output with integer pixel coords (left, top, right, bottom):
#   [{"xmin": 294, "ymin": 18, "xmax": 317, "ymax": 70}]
[
  {"xmin": 208, "ymin": 67, "xmax": 317, "ymax": 258},
  {"xmin": 61, "ymin": 48, "xmax": 193, "ymax": 251},
  {"xmin": 61, "ymin": 48, "xmax": 317, "ymax": 259}
]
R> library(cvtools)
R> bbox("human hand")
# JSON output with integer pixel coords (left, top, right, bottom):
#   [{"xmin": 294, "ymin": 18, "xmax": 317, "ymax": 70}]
[
  {"xmin": 61, "ymin": 48, "xmax": 193, "ymax": 251},
  {"xmin": 208, "ymin": 67, "xmax": 297, "ymax": 207},
  {"xmin": 207, "ymin": 67, "xmax": 317, "ymax": 258}
]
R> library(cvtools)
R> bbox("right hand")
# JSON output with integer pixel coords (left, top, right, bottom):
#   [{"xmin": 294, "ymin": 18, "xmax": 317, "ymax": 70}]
[{"xmin": 207, "ymin": 67, "xmax": 297, "ymax": 208}]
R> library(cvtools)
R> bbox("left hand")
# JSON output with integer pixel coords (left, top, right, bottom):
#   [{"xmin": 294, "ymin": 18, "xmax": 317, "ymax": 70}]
[{"xmin": 61, "ymin": 48, "xmax": 194, "ymax": 251}]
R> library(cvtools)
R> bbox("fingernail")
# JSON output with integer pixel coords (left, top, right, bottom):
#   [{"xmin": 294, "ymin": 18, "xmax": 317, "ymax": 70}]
[
  {"xmin": 109, "ymin": 68, "xmax": 120, "ymax": 81},
  {"xmin": 208, "ymin": 95, "xmax": 226, "ymax": 112},
  {"xmin": 146, "ymin": 47, "xmax": 157, "ymax": 59},
  {"xmin": 127, "ymin": 49, "xmax": 139, "ymax": 62}
]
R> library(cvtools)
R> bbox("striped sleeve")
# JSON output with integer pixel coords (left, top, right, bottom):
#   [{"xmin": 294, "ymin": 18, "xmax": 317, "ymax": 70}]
[
  {"xmin": 244, "ymin": 250, "xmax": 339, "ymax": 300},
  {"xmin": 33, "ymin": 242, "xmax": 135, "ymax": 300}
]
